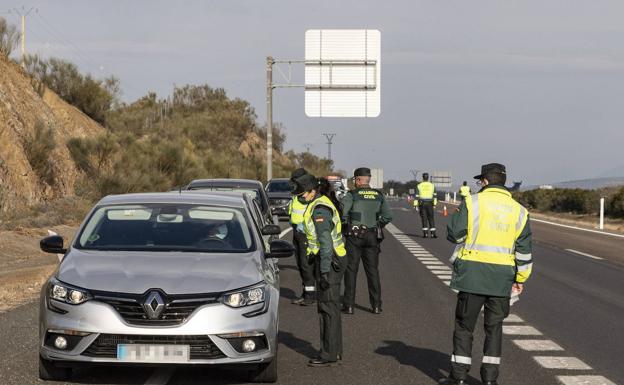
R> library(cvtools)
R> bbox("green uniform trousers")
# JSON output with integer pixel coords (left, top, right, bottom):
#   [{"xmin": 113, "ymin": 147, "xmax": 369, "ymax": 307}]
[
  {"xmin": 315, "ymin": 253, "xmax": 346, "ymax": 361},
  {"xmin": 343, "ymin": 231, "xmax": 381, "ymax": 308},
  {"xmin": 292, "ymin": 226, "xmax": 316, "ymax": 294},
  {"xmin": 451, "ymin": 292, "xmax": 510, "ymax": 382}
]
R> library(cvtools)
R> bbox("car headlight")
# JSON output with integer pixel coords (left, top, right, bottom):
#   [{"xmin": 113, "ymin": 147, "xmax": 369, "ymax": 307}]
[
  {"xmin": 222, "ymin": 285, "xmax": 266, "ymax": 308},
  {"xmin": 48, "ymin": 278, "xmax": 91, "ymax": 305}
]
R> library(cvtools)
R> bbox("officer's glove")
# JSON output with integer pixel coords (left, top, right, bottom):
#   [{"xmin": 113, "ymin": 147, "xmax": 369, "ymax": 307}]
[{"xmin": 319, "ymin": 273, "xmax": 330, "ymax": 290}]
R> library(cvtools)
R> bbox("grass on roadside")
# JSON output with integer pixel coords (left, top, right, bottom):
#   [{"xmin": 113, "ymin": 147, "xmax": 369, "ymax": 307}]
[{"xmin": 0, "ymin": 196, "xmax": 92, "ymax": 231}]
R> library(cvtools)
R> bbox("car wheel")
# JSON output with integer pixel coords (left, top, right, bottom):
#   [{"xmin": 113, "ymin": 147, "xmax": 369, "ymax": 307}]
[
  {"xmin": 248, "ymin": 358, "xmax": 277, "ymax": 383},
  {"xmin": 39, "ymin": 355, "xmax": 72, "ymax": 381}
]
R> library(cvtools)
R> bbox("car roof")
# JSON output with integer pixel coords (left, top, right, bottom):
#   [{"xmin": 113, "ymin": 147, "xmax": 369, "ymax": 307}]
[
  {"xmin": 187, "ymin": 179, "xmax": 263, "ymax": 189},
  {"xmin": 267, "ymin": 178, "xmax": 290, "ymax": 182},
  {"xmin": 97, "ymin": 192, "xmax": 246, "ymax": 208}
]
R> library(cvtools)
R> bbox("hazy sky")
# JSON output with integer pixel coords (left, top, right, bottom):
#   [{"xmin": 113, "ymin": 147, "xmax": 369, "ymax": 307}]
[{"xmin": 5, "ymin": 0, "xmax": 624, "ymax": 185}]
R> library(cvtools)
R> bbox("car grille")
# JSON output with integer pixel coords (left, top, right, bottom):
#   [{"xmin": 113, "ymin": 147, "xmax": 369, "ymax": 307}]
[
  {"xmin": 83, "ymin": 334, "xmax": 226, "ymax": 359},
  {"xmin": 92, "ymin": 291, "xmax": 220, "ymax": 326},
  {"xmin": 270, "ymin": 198, "xmax": 290, "ymax": 206}
]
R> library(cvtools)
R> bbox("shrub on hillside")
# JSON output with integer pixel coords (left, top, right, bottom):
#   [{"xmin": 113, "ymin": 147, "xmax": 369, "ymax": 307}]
[
  {"xmin": 608, "ymin": 187, "xmax": 624, "ymax": 217},
  {"xmin": 22, "ymin": 121, "xmax": 56, "ymax": 186},
  {"xmin": 0, "ymin": 17, "xmax": 20, "ymax": 57},
  {"xmin": 24, "ymin": 55, "xmax": 119, "ymax": 124}
]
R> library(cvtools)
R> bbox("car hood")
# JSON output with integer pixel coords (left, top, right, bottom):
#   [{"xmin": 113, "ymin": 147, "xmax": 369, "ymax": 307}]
[
  {"xmin": 267, "ymin": 192, "xmax": 291, "ymax": 200},
  {"xmin": 57, "ymin": 249, "xmax": 266, "ymax": 294}
]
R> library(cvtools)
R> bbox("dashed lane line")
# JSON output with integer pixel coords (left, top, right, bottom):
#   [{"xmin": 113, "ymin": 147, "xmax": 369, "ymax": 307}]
[
  {"xmin": 565, "ymin": 249, "xmax": 603, "ymax": 261},
  {"xmin": 533, "ymin": 357, "xmax": 592, "ymax": 370},
  {"xmin": 557, "ymin": 376, "xmax": 618, "ymax": 385},
  {"xmin": 503, "ymin": 314, "xmax": 524, "ymax": 323},
  {"xmin": 426, "ymin": 266, "xmax": 451, "ymax": 271},
  {"xmin": 513, "ymin": 340, "xmax": 564, "ymax": 351},
  {"xmin": 503, "ymin": 325, "xmax": 543, "ymax": 336},
  {"xmin": 386, "ymin": 222, "xmax": 617, "ymax": 385}
]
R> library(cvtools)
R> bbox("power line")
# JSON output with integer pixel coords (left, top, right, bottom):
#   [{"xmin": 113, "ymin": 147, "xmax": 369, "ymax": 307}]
[
  {"xmin": 31, "ymin": 11, "xmax": 144, "ymax": 99},
  {"xmin": 322, "ymin": 133, "xmax": 336, "ymax": 161}
]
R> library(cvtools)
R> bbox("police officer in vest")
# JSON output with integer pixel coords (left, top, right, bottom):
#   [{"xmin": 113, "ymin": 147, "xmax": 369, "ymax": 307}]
[
  {"xmin": 288, "ymin": 168, "xmax": 316, "ymax": 306},
  {"xmin": 441, "ymin": 163, "xmax": 533, "ymax": 385},
  {"xmin": 413, "ymin": 172, "xmax": 438, "ymax": 238},
  {"xmin": 342, "ymin": 167, "xmax": 393, "ymax": 315},
  {"xmin": 293, "ymin": 173, "xmax": 347, "ymax": 367},
  {"xmin": 459, "ymin": 181, "xmax": 471, "ymax": 202}
]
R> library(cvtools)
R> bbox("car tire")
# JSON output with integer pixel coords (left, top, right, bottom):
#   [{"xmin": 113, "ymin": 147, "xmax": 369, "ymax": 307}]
[
  {"xmin": 39, "ymin": 355, "xmax": 72, "ymax": 381},
  {"xmin": 248, "ymin": 358, "xmax": 277, "ymax": 383}
]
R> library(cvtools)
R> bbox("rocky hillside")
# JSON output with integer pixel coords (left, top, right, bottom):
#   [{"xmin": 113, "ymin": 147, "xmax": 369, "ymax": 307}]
[{"xmin": 0, "ymin": 56, "xmax": 103, "ymax": 211}]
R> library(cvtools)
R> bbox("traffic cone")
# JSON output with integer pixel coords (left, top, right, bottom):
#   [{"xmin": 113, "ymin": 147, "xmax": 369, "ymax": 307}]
[{"xmin": 443, "ymin": 206, "xmax": 448, "ymax": 217}]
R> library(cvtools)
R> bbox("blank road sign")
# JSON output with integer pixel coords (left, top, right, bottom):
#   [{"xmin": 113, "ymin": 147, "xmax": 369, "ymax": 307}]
[{"xmin": 305, "ymin": 29, "xmax": 381, "ymax": 118}]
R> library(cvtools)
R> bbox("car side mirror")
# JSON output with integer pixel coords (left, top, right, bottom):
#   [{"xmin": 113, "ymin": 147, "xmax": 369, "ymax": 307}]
[
  {"xmin": 40, "ymin": 235, "xmax": 67, "ymax": 254},
  {"xmin": 261, "ymin": 224, "xmax": 281, "ymax": 236},
  {"xmin": 266, "ymin": 239, "xmax": 295, "ymax": 258}
]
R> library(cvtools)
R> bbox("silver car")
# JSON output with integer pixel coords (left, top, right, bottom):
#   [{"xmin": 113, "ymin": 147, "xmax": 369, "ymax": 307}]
[{"xmin": 38, "ymin": 192, "xmax": 293, "ymax": 383}]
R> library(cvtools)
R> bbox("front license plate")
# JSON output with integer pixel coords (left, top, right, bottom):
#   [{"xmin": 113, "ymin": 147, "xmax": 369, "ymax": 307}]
[{"xmin": 117, "ymin": 344, "xmax": 190, "ymax": 363}]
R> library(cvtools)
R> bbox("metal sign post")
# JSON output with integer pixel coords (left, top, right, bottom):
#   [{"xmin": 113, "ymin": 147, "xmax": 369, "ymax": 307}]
[{"xmin": 265, "ymin": 29, "xmax": 381, "ymax": 182}]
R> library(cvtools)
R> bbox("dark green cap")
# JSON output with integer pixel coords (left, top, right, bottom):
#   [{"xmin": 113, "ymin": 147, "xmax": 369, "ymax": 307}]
[{"xmin": 354, "ymin": 167, "xmax": 371, "ymax": 177}]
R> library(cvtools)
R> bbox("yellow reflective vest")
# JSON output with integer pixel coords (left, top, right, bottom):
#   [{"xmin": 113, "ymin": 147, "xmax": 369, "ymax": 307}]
[
  {"xmin": 459, "ymin": 185, "xmax": 471, "ymax": 197},
  {"xmin": 288, "ymin": 197, "xmax": 307, "ymax": 225},
  {"xmin": 302, "ymin": 195, "xmax": 346, "ymax": 257},
  {"xmin": 452, "ymin": 187, "xmax": 532, "ymax": 296},
  {"xmin": 415, "ymin": 181, "xmax": 437, "ymax": 206}
]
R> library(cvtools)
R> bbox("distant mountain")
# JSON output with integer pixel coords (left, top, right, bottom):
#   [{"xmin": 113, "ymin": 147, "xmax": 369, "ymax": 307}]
[{"xmin": 545, "ymin": 177, "xmax": 624, "ymax": 190}]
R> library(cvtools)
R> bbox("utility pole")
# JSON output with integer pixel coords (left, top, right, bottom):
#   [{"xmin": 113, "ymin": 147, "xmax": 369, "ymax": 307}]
[
  {"xmin": 323, "ymin": 133, "xmax": 336, "ymax": 161},
  {"xmin": 410, "ymin": 169, "xmax": 420, "ymax": 180},
  {"xmin": 303, "ymin": 143, "xmax": 312, "ymax": 153},
  {"xmin": 266, "ymin": 56, "xmax": 274, "ymax": 181},
  {"xmin": 11, "ymin": 7, "xmax": 35, "ymax": 67}
]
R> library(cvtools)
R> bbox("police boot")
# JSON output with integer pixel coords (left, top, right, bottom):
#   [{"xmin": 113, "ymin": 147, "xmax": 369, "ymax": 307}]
[
  {"xmin": 308, "ymin": 357, "xmax": 339, "ymax": 367},
  {"xmin": 438, "ymin": 378, "xmax": 466, "ymax": 385},
  {"xmin": 423, "ymin": 231, "xmax": 429, "ymax": 238},
  {"xmin": 482, "ymin": 382, "xmax": 498, "ymax": 385},
  {"xmin": 431, "ymin": 230, "xmax": 438, "ymax": 238},
  {"xmin": 300, "ymin": 291, "xmax": 316, "ymax": 306}
]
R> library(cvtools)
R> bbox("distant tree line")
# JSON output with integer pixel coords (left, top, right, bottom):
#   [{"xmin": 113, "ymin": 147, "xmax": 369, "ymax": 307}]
[{"xmin": 513, "ymin": 187, "xmax": 624, "ymax": 218}]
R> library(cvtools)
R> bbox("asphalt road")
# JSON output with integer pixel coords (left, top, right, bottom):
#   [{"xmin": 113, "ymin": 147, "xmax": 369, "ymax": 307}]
[{"xmin": 0, "ymin": 201, "xmax": 621, "ymax": 384}]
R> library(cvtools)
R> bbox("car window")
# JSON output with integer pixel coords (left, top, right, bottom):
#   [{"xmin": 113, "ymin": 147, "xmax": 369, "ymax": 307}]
[
  {"xmin": 76, "ymin": 204, "xmax": 255, "ymax": 253},
  {"xmin": 189, "ymin": 185, "xmax": 265, "ymax": 212},
  {"xmin": 266, "ymin": 180, "xmax": 291, "ymax": 193}
]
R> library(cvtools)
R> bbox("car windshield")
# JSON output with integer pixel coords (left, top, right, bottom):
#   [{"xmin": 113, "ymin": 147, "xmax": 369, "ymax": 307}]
[
  {"xmin": 266, "ymin": 180, "xmax": 291, "ymax": 193},
  {"xmin": 76, "ymin": 204, "xmax": 255, "ymax": 253}
]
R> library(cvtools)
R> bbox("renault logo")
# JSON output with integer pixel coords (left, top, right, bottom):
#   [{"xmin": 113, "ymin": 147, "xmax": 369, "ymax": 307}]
[{"xmin": 143, "ymin": 291, "xmax": 165, "ymax": 319}]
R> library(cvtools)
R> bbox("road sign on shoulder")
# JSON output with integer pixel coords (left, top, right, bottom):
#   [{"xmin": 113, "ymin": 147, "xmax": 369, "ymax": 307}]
[{"xmin": 305, "ymin": 29, "xmax": 380, "ymax": 117}]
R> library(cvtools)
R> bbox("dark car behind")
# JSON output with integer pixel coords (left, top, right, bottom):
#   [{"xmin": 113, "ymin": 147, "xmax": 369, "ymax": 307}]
[
  {"xmin": 186, "ymin": 179, "xmax": 274, "ymax": 224},
  {"xmin": 265, "ymin": 179, "xmax": 292, "ymax": 218}
]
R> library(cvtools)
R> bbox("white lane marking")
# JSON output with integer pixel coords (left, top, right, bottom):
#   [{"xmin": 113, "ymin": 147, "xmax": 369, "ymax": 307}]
[
  {"xmin": 565, "ymin": 249, "xmax": 604, "ymax": 261},
  {"xmin": 503, "ymin": 325, "xmax": 542, "ymax": 335},
  {"xmin": 531, "ymin": 218, "xmax": 624, "ymax": 239},
  {"xmin": 279, "ymin": 227, "xmax": 293, "ymax": 238},
  {"xmin": 443, "ymin": 281, "xmax": 451, "ymax": 286},
  {"xmin": 413, "ymin": 253, "xmax": 434, "ymax": 257},
  {"xmin": 145, "ymin": 368, "xmax": 175, "ymax": 385},
  {"xmin": 416, "ymin": 257, "xmax": 438, "ymax": 261},
  {"xmin": 435, "ymin": 274, "xmax": 452, "ymax": 279},
  {"xmin": 427, "ymin": 266, "xmax": 451, "ymax": 271},
  {"xmin": 557, "ymin": 375, "xmax": 617, "ymax": 385},
  {"xmin": 421, "ymin": 261, "xmax": 444, "ymax": 265},
  {"xmin": 504, "ymin": 314, "xmax": 524, "ymax": 323},
  {"xmin": 513, "ymin": 340, "xmax": 564, "ymax": 351},
  {"xmin": 533, "ymin": 356, "xmax": 592, "ymax": 370}
]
